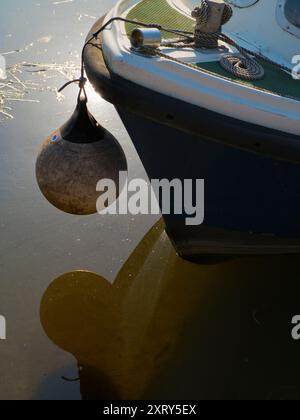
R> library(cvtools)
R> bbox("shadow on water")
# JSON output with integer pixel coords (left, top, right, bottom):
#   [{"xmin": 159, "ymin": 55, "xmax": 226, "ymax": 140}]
[{"xmin": 39, "ymin": 220, "xmax": 300, "ymax": 400}]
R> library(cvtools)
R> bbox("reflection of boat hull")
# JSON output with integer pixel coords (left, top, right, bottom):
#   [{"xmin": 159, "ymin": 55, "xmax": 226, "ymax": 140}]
[
  {"xmin": 40, "ymin": 222, "xmax": 300, "ymax": 400},
  {"xmin": 84, "ymin": 17, "xmax": 300, "ymax": 257}
]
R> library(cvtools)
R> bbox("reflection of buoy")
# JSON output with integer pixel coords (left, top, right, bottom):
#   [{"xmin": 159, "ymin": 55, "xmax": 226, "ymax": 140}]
[
  {"xmin": 40, "ymin": 221, "xmax": 208, "ymax": 399},
  {"xmin": 36, "ymin": 95, "xmax": 127, "ymax": 215}
]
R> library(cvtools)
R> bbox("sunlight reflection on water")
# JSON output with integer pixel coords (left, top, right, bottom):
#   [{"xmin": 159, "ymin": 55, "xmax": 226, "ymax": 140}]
[
  {"xmin": 0, "ymin": 0, "xmax": 157, "ymax": 400},
  {"xmin": 0, "ymin": 61, "xmax": 80, "ymax": 121}
]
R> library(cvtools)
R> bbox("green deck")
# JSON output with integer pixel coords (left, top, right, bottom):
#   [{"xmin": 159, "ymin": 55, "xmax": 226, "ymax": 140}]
[
  {"xmin": 126, "ymin": 0, "xmax": 194, "ymax": 39},
  {"xmin": 125, "ymin": 0, "xmax": 300, "ymax": 101},
  {"xmin": 197, "ymin": 60, "xmax": 300, "ymax": 101}
]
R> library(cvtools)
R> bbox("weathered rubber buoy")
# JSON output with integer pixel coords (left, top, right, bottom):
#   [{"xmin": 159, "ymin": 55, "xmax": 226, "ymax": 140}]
[{"xmin": 36, "ymin": 98, "xmax": 127, "ymax": 215}]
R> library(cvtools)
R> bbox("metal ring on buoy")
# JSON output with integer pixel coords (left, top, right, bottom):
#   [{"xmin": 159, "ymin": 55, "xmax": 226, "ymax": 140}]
[{"xmin": 220, "ymin": 54, "xmax": 265, "ymax": 81}]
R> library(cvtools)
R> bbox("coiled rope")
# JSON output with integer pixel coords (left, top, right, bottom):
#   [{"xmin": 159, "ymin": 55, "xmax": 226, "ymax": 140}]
[{"xmin": 219, "ymin": 51, "xmax": 265, "ymax": 81}]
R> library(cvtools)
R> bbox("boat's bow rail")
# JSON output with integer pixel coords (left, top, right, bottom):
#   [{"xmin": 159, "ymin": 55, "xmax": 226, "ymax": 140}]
[
  {"xmin": 84, "ymin": 14, "xmax": 300, "ymax": 164},
  {"xmin": 96, "ymin": 0, "xmax": 300, "ymax": 137}
]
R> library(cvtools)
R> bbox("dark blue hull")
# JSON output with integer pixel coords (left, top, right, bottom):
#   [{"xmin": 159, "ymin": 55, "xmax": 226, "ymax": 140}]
[{"xmin": 118, "ymin": 109, "xmax": 300, "ymax": 256}]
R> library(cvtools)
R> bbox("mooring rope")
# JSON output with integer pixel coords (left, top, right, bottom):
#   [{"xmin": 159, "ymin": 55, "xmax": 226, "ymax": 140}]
[
  {"xmin": 58, "ymin": 16, "xmax": 195, "ymax": 97},
  {"xmin": 136, "ymin": 1, "xmax": 265, "ymax": 81},
  {"xmin": 192, "ymin": 0, "xmax": 233, "ymax": 49},
  {"xmin": 60, "ymin": 9, "xmax": 293, "ymax": 96},
  {"xmin": 189, "ymin": 0, "xmax": 265, "ymax": 80}
]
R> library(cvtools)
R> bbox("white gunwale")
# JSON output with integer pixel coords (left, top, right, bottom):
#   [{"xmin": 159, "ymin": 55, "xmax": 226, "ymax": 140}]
[{"xmin": 101, "ymin": 0, "xmax": 300, "ymax": 136}]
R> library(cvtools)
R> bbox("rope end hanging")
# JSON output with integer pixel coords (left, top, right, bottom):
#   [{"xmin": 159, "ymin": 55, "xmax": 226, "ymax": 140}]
[{"xmin": 58, "ymin": 76, "xmax": 87, "ymax": 94}]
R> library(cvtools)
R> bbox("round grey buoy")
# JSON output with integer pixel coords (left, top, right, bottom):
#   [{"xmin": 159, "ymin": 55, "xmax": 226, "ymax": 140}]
[{"xmin": 36, "ymin": 98, "xmax": 127, "ymax": 215}]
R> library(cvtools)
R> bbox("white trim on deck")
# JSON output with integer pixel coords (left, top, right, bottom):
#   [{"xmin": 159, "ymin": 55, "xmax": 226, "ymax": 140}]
[{"xmin": 101, "ymin": 0, "xmax": 300, "ymax": 136}]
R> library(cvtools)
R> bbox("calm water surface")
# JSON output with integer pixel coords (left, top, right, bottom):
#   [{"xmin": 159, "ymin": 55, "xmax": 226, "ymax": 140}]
[
  {"xmin": 0, "ymin": 0, "xmax": 157, "ymax": 400},
  {"xmin": 1, "ymin": 0, "xmax": 300, "ymax": 401}
]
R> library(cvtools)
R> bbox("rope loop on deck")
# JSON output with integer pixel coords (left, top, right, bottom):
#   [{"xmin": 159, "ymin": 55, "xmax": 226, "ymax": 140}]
[{"xmin": 220, "ymin": 54, "xmax": 265, "ymax": 80}]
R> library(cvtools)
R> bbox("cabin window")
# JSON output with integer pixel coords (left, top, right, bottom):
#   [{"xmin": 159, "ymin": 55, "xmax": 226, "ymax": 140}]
[
  {"xmin": 277, "ymin": 0, "xmax": 300, "ymax": 38},
  {"xmin": 285, "ymin": 0, "xmax": 300, "ymax": 29}
]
